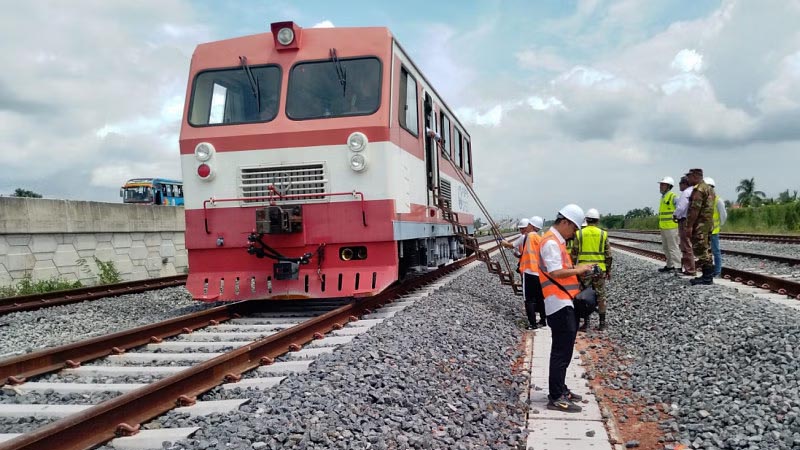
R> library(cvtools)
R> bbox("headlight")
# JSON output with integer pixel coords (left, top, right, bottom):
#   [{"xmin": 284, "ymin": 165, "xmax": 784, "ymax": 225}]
[
  {"xmin": 195, "ymin": 142, "xmax": 214, "ymax": 162},
  {"xmin": 277, "ymin": 27, "xmax": 295, "ymax": 46},
  {"xmin": 349, "ymin": 154, "xmax": 367, "ymax": 172},
  {"xmin": 347, "ymin": 132, "xmax": 367, "ymax": 152}
]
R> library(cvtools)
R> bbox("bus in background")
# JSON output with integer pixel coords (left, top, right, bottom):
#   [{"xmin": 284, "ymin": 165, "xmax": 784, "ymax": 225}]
[{"xmin": 120, "ymin": 178, "xmax": 184, "ymax": 206}]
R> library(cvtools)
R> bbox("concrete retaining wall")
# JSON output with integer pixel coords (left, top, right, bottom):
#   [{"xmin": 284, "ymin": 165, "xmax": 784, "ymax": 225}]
[{"xmin": 0, "ymin": 198, "xmax": 186, "ymax": 286}]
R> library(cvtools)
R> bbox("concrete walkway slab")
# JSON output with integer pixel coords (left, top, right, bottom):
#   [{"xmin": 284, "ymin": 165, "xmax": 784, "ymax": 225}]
[
  {"xmin": 527, "ymin": 419, "xmax": 610, "ymax": 449},
  {"xmin": 527, "ymin": 327, "xmax": 613, "ymax": 449}
]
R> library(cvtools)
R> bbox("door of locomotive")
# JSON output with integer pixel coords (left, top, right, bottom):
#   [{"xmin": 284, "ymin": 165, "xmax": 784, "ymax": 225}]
[{"xmin": 423, "ymin": 92, "xmax": 440, "ymax": 206}]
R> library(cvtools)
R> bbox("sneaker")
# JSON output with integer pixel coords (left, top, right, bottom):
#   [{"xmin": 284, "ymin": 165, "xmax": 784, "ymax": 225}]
[
  {"xmin": 657, "ymin": 266, "xmax": 674, "ymax": 273},
  {"xmin": 527, "ymin": 323, "xmax": 538, "ymax": 330},
  {"xmin": 565, "ymin": 391, "xmax": 583, "ymax": 402},
  {"xmin": 538, "ymin": 319, "xmax": 547, "ymax": 327},
  {"xmin": 547, "ymin": 396, "xmax": 583, "ymax": 413}
]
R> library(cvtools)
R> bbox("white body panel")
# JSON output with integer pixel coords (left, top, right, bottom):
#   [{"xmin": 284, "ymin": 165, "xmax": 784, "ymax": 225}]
[{"xmin": 181, "ymin": 141, "xmax": 473, "ymax": 218}]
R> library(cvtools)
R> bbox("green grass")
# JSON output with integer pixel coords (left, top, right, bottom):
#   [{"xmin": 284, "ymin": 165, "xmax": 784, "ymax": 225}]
[
  {"xmin": 0, "ymin": 276, "xmax": 82, "ymax": 298},
  {"xmin": 622, "ymin": 202, "xmax": 800, "ymax": 234}
]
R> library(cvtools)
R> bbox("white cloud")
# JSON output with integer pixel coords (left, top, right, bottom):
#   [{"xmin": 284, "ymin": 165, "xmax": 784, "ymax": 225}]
[
  {"xmin": 456, "ymin": 105, "xmax": 503, "ymax": 127},
  {"xmin": 312, "ymin": 20, "xmax": 334, "ymax": 28},
  {"xmin": 516, "ymin": 48, "xmax": 569, "ymax": 72},
  {"xmin": 671, "ymin": 49, "xmax": 704, "ymax": 73},
  {"xmin": 527, "ymin": 96, "xmax": 564, "ymax": 111}
]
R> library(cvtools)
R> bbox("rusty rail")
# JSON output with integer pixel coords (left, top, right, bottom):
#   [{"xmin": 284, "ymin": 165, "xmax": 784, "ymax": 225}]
[
  {"xmin": 609, "ymin": 234, "xmax": 800, "ymax": 266},
  {"xmin": 612, "ymin": 242, "xmax": 800, "ymax": 300},
  {"xmin": 0, "ymin": 243, "xmax": 501, "ymax": 450},
  {"xmin": 0, "ymin": 275, "xmax": 188, "ymax": 316}
]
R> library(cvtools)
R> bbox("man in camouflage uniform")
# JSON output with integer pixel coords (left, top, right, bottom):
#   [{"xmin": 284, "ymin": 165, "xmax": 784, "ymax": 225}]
[
  {"xmin": 685, "ymin": 168, "xmax": 716, "ymax": 285},
  {"xmin": 571, "ymin": 209, "xmax": 612, "ymax": 330}
]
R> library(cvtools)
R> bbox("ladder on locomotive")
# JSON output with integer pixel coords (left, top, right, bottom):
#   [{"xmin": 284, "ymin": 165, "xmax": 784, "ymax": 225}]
[{"xmin": 429, "ymin": 133, "xmax": 522, "ymax": 295}]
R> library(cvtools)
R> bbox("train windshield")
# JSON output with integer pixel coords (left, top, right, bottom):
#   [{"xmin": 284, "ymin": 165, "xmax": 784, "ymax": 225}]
[
  {"xmin": 287, "ymin": 57, "xmax": 381, "ymax": 119},
  {"xmin": 122, "ymin": 186, "xmax": 152, "ymax": 202},
  {"xmin": 189, "ymin": 65, "xmax": 281, "ymax": 126}
]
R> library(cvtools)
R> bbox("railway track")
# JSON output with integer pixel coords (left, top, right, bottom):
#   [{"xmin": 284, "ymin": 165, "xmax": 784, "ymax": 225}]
[
  {"xmin": 0, "ymin": 239, "xmax": 506, "ymax": 450},
  {"xmin": 0, "ymin": 276, "xmax": 188, "ymax": 316},
  {"xmin": 616, "ymin": 229, "xmax": 800, "ymax": 244},
  {"xmin": 612, "ymin": 242, "xmax": 800, "ymax": 300},
  {"xmin": 609, "ymin": 234, "xmax": 800, "ymax": 266}
]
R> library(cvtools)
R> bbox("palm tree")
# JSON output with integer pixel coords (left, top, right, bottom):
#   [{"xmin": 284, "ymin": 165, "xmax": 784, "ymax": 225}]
[{"xmin": 735, "ymin": 178, "xmax": 766, "ymax": 207}]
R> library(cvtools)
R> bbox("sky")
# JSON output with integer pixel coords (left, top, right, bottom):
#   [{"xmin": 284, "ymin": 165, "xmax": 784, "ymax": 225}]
[{"xmin": 1, "ymin": 0, "xmax": 799, "ymax": 220}]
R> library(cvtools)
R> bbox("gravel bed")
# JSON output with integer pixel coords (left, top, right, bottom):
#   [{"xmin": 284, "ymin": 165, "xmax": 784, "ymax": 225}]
[
  {"xmin": 610, "ymin": 232, "xmax": 800, "ymax": 260},
  {"xmin": 97, "ymin": 262, "xmax": 531, "ymax": 450},
  {"xmin": 33, "ymin": 373, "xmax": 167, "ymax": 385},
  {"xmin": 613, "ymin": 239, "xmax": 800, "ymax": 279},
  {"xmin": 0, "ymin": 416, "xmax": 58, "ymax": 434},
  {"xmin": 0, "ymin": 388, "xmax": 120, "ymax": 405},
  {"xmin": 0, "ymin": 287, "xmax": 223, "ymax": 358},
  {"xmin": 598, "ymin": 252, "xmax": 800, "ymax": 449}
]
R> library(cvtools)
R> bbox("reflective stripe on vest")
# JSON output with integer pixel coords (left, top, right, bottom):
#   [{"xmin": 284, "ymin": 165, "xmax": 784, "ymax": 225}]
[
  {"xmin": 659, "ymin": 191, "xmax": 678, "ymax": 230},
  {"xmin": 576, "ymin": 226, "xmax": 607, "ymax": 271},
  {"xmin": 712, "ymin": 195, "xmax": 722, "ymax": 234},
  {"xmin": 538, "ymin": 231, "xmax": 580, "ymax": 301},
  {"xmin": 519, "ymin": 232, "xmax": 542, "ymax": 274}
]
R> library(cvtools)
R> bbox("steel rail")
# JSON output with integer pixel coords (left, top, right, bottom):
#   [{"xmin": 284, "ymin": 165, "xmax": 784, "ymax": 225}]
[
  {"xmin": 0, "ymin": 275, "xmax": 188, "ymax": 316},
  {"xmin": 616, "ymin": 229, "xmax": 800, "ymax": 244},
  {"xmin": 612, "ymin": 242, "xmax": 800, "ymax": 300},
  {"xmin": 0, "ymin": 243, "xmax": 501, "ymax": 450},
  {"xmin": 608, "ymin": 235, "xmax": 800, "ymax": 266}
]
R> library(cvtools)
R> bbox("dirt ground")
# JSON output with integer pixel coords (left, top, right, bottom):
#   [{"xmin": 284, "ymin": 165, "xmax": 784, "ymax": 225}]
[{"xmin": 576, "ymin": 332, "xmax": 681, "ymax": 450}]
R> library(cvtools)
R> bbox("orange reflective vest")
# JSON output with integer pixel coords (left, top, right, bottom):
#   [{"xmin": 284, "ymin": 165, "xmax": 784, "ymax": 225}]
[
  {"xmin": 538, "ymin": 230, "xmax": 581, "ymax": 301},
  {"xmin": 518, "ymin": 232, "xmax": 542, "ymax": 274}
]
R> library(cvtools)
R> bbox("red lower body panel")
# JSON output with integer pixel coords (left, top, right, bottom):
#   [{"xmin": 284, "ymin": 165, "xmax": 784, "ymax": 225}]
[{"xmin": 185, "ymin": 200, "xmax": 399, "ymax": 301}]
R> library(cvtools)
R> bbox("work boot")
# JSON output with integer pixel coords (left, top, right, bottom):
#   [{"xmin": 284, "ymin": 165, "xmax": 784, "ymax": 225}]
[
  {"xmin": 658, "ymin": 266, "xmax": 674, "ymax": 273},
  {"xmin": 598, "ymin": 314, "xmax": 606, "ymax": 330},
  {"xmin": 690, "ymin": 267, "xmax": 714, "ymax": 285},
  {"xmin": 578, "ymin": 317, "xmax": 589, "ymax": 332}
]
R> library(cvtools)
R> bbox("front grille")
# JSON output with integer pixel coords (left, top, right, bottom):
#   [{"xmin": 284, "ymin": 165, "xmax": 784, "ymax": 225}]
[{"xmin": 240, "ymin": 163, "xmax": 328, "ymax": 204}]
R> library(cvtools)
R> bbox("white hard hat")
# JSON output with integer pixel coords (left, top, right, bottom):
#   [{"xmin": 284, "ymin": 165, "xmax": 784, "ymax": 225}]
[
  {"xmin": 557, "ymin": 204, "xmax": 585, "ymax": 228},
  {"xmin": 659, "ymin": 176, "xmax": 675, "ymax": 185},
  {"xmin": 704, "ymin": 177, "xmax": 715, "ymax": 187},
  {"xmin": 517, "ymin": 218, "xmax": 530, "ymax": 229},
  {"xmin": 529, "ymin": 216, "xmax": 544, "ymax": 229},
  {"xmin": 586, "ymin": 208, "xmax": 600, "ymax": 220}
]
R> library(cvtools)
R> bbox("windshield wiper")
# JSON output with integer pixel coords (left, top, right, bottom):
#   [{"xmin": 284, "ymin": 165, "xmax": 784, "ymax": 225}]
[
  {"xmin": 239, "ymin": 56, "xmax": 261, "ymax": 110},
  {"xmin": 330, "ymin": 48, "xmax": 347, "ymax": 97}
]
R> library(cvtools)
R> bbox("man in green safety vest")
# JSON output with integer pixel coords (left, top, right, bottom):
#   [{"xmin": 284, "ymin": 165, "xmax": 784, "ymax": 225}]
[
  {"xmin": 704, "ymin": 177, "xmax": 727, "ymax": 277},
  {"xmin": 571, "ymin": 208, "xmax": 612, "ymax": 331},
  {"xmin": 657, "ymin": 176, "xmax": 681, "ymax": 272}
]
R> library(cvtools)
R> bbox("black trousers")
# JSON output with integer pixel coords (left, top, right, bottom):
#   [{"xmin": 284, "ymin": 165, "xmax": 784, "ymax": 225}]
[
  {"xmin": 548, "ymin": 305, "xmax": 577, "ymax": 400},
  {"xmin": 522, "ymin": 273, "xmax": 546, "ymax": 325}
]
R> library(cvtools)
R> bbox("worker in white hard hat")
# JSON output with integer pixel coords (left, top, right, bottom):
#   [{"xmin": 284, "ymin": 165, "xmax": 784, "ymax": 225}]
[
  {"xmin": 657, "ymin": 176, "xmax": 681, "ymax": 272},
  {"xmin": 704, "ymin": 177, "xmax": 727, "ymax": 277},
  {"xmin": 571, "ymin": 208, "xmax": 612, "ymax": 331},
  {"xmin": 673, "ymin": 175, "xmax": 696, "ymax": 276},
  {"xmin": 518, "ymin": 216, "xmax": 547, "ymax": 329},
  {"xmin": 500, "ymin": 218, "xmax": 532, "ymax": 257},
  {"xmin": 537, "ymin": 204, "xmax": 595, "ymax": 413}
]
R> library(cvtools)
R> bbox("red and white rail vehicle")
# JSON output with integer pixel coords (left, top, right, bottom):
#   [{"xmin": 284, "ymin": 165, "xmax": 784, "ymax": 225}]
[{"xmin": 180, "ymin": 21, "xmax": 475, "ymax": 301}]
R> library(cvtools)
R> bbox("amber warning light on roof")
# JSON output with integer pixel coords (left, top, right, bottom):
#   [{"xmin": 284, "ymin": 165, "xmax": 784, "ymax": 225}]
[{"xmin": 270, "ymin": 21, "xmax": 302, "ymax": 51}]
